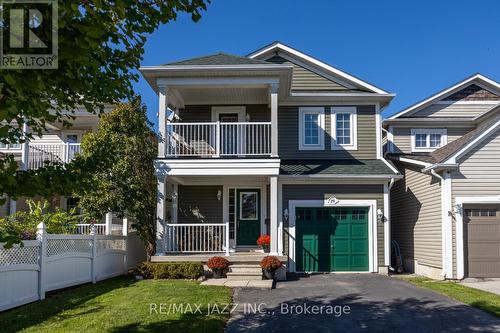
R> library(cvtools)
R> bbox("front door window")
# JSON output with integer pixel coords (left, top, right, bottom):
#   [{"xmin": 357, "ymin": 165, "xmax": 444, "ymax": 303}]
[{"xmin": 240, "ymin": 192, "xmax": 258, "ymax": 220}]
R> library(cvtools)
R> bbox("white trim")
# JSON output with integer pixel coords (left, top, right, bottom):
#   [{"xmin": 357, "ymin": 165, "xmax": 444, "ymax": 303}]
[
  {"xmin": 287, "ymin": 199, "xmax": 378, "ymax": 273},
  {"xmin": 455, "ymin": 196, "xmax": 500, "ymax": 279},
  {"xmin": 155, "ymin": 159, "xmax": 280, "ymax": 176},
  {"xmin": 383, "ymin": 184, "xmax": 390, "ymax": 267},
  {"xmin": 444, "ymin": 119, "xmax": 500, "ymax": 164},
  {"xmin": 441, "ymin": 171, "xmax": 453, "ymax": 279},
  {"xmin": 410, "ymin": 128, "xmax": 448, "ymax": 152},
  {"xmin": 435, "ymin": 100, "xmax": 499, "ymax": 105},
  {"xmin": 211, "ymin": 106, "xmax": 246, "ymax": 122},
  {"xmin": 298, "ymin": 107, "xmax": 325, "ymax": 150},
  {"xmin": 331, "ymin": 107, "xmax": 358, "ymax": 151},
  {"xmin": 389, "ymin": 74, "xmax": 500, "ymax": 119},
  {"xmin": 247, "ymin": 42, "xmax": 389, "ymax": 94},
  {"xmin": 386, "ymin": 126, "xmax": 394, "ymax": 153},
  {"xmin": 375, "ymin": 104, "xmax": 382, "ymax": 159},
  {"xmin": 390, "ymin": 156, "xmax": 433, "ymax": 168}
]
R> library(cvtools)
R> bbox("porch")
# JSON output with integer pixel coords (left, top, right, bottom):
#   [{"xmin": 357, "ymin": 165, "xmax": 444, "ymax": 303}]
[{"xmin": 155, "ymin": 175, "xmax": 282, "ymax": 257}]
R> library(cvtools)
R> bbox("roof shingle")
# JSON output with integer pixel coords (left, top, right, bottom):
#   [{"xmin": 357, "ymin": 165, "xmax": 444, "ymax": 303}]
[
  {"xmin": 165, "ymin": 53, "xmax": 271, "ymax": 66},
  {"xmin": 280, "ymin": 159, "xmax": 398, "ymax": 176}
]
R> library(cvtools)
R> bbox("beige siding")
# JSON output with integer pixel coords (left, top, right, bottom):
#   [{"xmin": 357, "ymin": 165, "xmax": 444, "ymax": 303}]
[
  {"xmin": 282, "ymin": 184, "xmax": 385, "ymax": 267},
  {"xmin": 391, "ymin": 163, "xmax": 442, "ymax": 268},
  {"xmin": 266, "ymin": 55, "xmax": 351, "ymax": 92},
  {"xmin": 279, "ymin": 105, "xmax": 377, "ymax": 159},
  {"xmin": 453, "ymin": 128, "xmax": 500, "ymax": 197},
  {"xmin": 410, "ymin": 103, "xmax": 495, "ymax": 118},
  {"xmin": 177, "ymin": 185, "xmax": 223, "ymax": 224},
  {"xmin": 391, "ymin": 126, "xmax": 473, "ymax": 154}
]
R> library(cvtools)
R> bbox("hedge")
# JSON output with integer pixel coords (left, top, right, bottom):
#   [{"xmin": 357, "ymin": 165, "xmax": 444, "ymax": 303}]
[{"xmin": 135, "ymin": 262, "xmax": 204, "ymax": 280}]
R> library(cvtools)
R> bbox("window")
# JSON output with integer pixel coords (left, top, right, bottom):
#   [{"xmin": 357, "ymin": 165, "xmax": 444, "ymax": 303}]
[
  {"xmin": 331, "ymin": 107, "xmax": 357, "ymax": 150},
  {"xmin": 239, "ymin": 192, "xmax": 258, "ymax": 220},
  {"xmin": 411, "ymin": 129, "xmax": 447, "ymax": 152},
  {"xmin": 299, "ymin": 107, "xmax": 325, "ymax": 150},
  {"xmin": 465, "ymin": 208, "xmax": 497, "ymax": 218},
  {"xmin": 66, "ymin": 197, "xmax": 81, "ymax": 215}
]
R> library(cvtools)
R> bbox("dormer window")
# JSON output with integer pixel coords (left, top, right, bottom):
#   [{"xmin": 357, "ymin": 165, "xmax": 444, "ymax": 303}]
[{"xmin": 411, "ymin": 129, "xmax": 447, "ymax": 152}]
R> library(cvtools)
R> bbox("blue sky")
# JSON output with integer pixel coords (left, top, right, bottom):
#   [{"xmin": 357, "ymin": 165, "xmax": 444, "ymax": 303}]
[{"xmin": 133, "ymin": 0, "xmax": 500, "ymax": 129}]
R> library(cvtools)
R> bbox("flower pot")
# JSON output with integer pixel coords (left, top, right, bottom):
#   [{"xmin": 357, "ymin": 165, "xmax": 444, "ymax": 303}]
[
  {"xmin": 212, "ymin": 268, "xmax": 225, "ymax": 279},
  {"xmin": 261, "ymin": 245, "xmax": 270, "ymax": 253},
  {"xmin": 263, "ymin": 268, "xmax": 276, "ymax": 280}
]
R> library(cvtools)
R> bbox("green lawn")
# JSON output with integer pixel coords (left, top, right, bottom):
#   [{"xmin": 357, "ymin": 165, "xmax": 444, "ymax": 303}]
[
  {"xmin": 399, "ymin": 276, "xmax": 500, "ymax": 317},
  {"xmin": 0, "ymin": 277, "xmax": 232, "ymax": 333}
]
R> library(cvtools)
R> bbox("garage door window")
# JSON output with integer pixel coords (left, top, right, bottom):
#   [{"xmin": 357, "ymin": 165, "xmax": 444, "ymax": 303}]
[{"xmin": 465, "ymin": 208, "xmax": 497, "ymax": 217}]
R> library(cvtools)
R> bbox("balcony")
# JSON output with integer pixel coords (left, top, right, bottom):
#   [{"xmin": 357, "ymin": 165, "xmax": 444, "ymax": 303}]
[
  {"xmin": 166, "ymin": 122, "xmax": 272, "ymax": 157},
  {"xmin": 27, "ymin": 143, "xmax": 81, "ymax": 169}
]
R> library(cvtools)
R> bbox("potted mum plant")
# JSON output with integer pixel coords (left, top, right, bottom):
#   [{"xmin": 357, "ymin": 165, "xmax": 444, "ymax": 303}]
[
  {"xmin": 260, "ymin": 256, "xmax": 283, "ymax": 280},
  {"xmin": 207, "ymin": 256, "xmax": 230, "ymax": 278},
  {"xmin": 256, "ymin": 235, "xmax": 270, "ymax": 253}
]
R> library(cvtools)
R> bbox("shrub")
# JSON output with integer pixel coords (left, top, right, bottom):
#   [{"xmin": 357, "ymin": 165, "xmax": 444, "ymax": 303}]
[
  {"xmin": 135, "ymin": 262, "xmax": 204, "ymax": 280},
  {"xmin": 260, "ymin": 256, "xmax": 283, "ymax": 271},
  {"xmin": 256, "ymin": 235, "xmax": 270, "ymax": 247},
  {"xmin": 207, "ymin": 256, "xmax": 230, "ymax": 270}
]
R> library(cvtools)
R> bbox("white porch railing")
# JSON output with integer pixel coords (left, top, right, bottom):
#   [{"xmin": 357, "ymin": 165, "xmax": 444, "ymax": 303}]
[
  {"xmin": 27, "ymin": 143, "xmax": 82, "ymax": 169},
  {"xmin": 75, "ymin": 224, "xmax": 107, "ymax": 235},
  {"xmin": 166, "ymin": 122, "xmax": 271, "ymax": 157},
  {"xmin": 164, "ymin": 222, "xmax": 230, "ymax": 255}
]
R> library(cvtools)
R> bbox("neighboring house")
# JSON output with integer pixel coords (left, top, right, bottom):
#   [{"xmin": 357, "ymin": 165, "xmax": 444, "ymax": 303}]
[
  {"xmin": 385, "ymin": 74, "xmax": 500, "ymax": 279},
  {"xmin": 142, "ymin": 41, "xmax": 400, "ymax": 274},
  {"xmin": 0, "ymin": 106, "xmax": 123, "ymax": 233}
]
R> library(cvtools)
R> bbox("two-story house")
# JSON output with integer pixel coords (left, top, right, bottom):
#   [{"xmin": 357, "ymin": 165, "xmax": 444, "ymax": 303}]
[
  {"xmin": 142, "ymin": 42, "xmax": 400, "ymax": 275},
  {"xmin": 385, "ymin": 74, "xmax": 500, "ymax": 279}
]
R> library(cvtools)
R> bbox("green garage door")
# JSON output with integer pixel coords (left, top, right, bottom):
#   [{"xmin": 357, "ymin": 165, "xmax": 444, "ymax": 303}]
[{"xmin": 296, "ymin": 207, "xmax": 369, "ymax": 272}]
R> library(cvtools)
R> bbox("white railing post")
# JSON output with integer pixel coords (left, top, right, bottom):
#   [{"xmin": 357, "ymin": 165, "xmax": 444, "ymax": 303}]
[
  {"xmin": 105, "ymin": 212, "xmax": 112, "ymax": 235},
  {"xmin": 90, "ymin": 224, "xmax": 97, "ymax": 283},
  {"xmin": 122, "ymin": 217, "xmax": 128, "ymax": 236},
  {"xmin": 215, "ymin": 121, "xmax": 221, "ymax": 157},
  {"xmin": 36, "ymin": 222, "xmax": 47, "ymax": 300},
  {"xmin": 225, "ymin": 221, "xmax": 230, "ymax": 256},
  {"xmin": 65, "ymin": 142, "xmax": 70, "ymax": 163}
]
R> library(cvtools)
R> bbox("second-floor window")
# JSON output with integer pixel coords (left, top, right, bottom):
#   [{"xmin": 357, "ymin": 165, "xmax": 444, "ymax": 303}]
[
  {"xmin": 411, "ymin": 129, "xmax": 447, "ymax": 152},
  {"xmin": 299, "ymin": 107, "xmax": 325, "ymax": 150},
  {"xmin": 0, "ymin": 142, "xmax": 21, "ymax": 150},
  {"xmin": 331, "ymin": 107, "xmax": 357, "ymax": 150}
]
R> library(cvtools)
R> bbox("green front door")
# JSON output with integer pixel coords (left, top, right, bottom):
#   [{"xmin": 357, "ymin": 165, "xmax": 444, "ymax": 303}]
[
  {"xmin": 296, "ymin": 207, "xmax": 369, "ymax": 272},
  {"xmin": 236, "ymin": 189, "xmax": 261, "ymax": 246}
]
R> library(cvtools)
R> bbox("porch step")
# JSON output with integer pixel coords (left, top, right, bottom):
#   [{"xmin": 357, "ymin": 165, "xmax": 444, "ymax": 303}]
[
  {"xmin": 226, "ymin": 272, "xmax": 263, "ymax": 281},
  {"xmin": 229, "ymin": 264, "xmax": 262, "ymax": 274}
]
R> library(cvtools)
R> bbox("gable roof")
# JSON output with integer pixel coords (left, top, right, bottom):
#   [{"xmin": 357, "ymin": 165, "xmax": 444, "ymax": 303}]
[
  {"xmin": 164, "ymin": 52, "xmax": 271, "ymax": 66},
  {"xmin": 388, "ymin": 74, "xmax": 500, "ymax": 120},
  {"xmin": 247, "ymin": 41, "xmax": 389, "ymax": 95}
]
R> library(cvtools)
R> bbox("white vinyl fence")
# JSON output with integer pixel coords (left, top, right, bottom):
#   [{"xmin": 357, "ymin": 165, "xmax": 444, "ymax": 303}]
[{"xmin": 0, "ymin": 222, "xmax": 145, "ymax": 312}]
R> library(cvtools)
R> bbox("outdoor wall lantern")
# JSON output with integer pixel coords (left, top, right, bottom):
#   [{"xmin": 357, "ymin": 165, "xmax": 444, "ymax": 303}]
[
  {"xmin": 377, "ymin": 208, "xmax": 384, "ymax": 223},
  {"xmin": 283, "ymin": 208, "xmax": 289, "ymax": 221},
  {"xmin": 245, "ymin": 113, "xmax": 251, "ymax": 121},
  {"xmin": 216, "ymin": 190, "xmax": 222, "ymax": 201}
]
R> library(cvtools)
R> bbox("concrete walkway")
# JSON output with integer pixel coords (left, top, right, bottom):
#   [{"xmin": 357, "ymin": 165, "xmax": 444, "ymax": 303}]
[
  {"xmin": 226, "ymin": 273, "xmax": 500, "ymax": 332},
  {"xmin": 201, "ymin": 278, "xmax": 273, "ymax": 289},
  {"xmin": 460, "ymin": 278, "xmax": 500, "ymax": 295}
]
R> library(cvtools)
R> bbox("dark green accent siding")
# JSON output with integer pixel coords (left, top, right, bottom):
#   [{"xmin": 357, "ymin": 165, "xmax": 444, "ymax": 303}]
[
  {"xmin": 282, "ymin": 184, "xmax": 385, "ymax": 267},
  {"xmin": 178, "ymin": 105, "xmax": 270, "ymax": 122},
  {"xmin": 278, "ymin": 105, "xmax": 377, "ymax": 160},
  {"xmin": 177, "ymin": 185, "xmax": 223, "ymax": 224},
  {"xmin": 266, "ymin": 55, "xmax": 354, "ymax": 92},
  {"xmin": 296, "ymin": 207, "xmax": 369, "ymax": 272}
]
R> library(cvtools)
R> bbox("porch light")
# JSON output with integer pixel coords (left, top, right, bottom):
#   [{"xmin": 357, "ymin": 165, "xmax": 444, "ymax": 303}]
[
  {"xmin": 377, "ymin": 208, "xmax": 384, "ymax": 223},
  {"xmin": 245, "ymin": 113, "xmax": 251, "ymax": 121},
  {"xmin": 283, "ymin": 209, "xmax": 289, "ymax": 221},
  {"xmin": 217, "ymin": 190, "xmax": 222, "ymax": 201}
]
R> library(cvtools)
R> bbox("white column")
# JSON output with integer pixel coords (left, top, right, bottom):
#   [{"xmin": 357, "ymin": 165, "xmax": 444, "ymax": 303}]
[
  {"xmin": 270, "ymin": 175, "xmax": 278, "ymax": 254},
  {"xmin": 21, "ymin": 123, "xmax": 29, "ymax": 170},
  {"xmin": 441, "ymin": 171, "xmax": 453, "ymax": 278},
  {"xmin": 383, "ymin": 183, "xmax": 390, "ymax": 267},
  {"xmin": 158, "ymin": 85, "xmax": 168, "ymax": 158},
  {"xmin": 105, "ymin": 212, "xmax": 113, "ymax": 235},
  {"xmin": 156, "ymin": 175, "xmax": 167, "ymax": 254},
  {"xmin": 270, "ymin": 84, "xmax": 279, "ymax": 157},
  {"xmin": 277, "ymin": 179, "xmax": 283, "ymax": 255},
  {"xmin": 122, "ymin": 217, "xmax": 128, "ymax": 236}
]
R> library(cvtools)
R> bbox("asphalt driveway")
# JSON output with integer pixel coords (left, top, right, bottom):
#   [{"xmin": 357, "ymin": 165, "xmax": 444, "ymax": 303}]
[{"xmin": 226, "ymin": 273, "xmax": 500, "ymax": 333}]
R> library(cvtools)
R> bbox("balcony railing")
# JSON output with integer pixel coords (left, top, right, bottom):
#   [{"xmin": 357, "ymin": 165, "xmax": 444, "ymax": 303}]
[
  {"xmin": 166, "ymin": 122, "xmax": 272, "ymax": 157},
  {"xmin": 27, "ymin": 143, "xmax": 81, "ymax": 169}
]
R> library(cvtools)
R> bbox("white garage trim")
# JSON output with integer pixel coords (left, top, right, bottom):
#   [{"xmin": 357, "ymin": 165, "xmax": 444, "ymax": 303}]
[
  {"xmin": 455, "ymin": 196, "xmax": 500, "ymax": 279},
  {"xmin": 287, "ymin": 199, "xmax": 378, "ymax": 273}
]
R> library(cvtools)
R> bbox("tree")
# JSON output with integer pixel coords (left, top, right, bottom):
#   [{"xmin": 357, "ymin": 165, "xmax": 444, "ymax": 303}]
[
  {"xmin": 0, "ymin": 0, "xmax": 209, "ymax": 201},
  {"xmin": 74, "ymin": 100, "xmax": 158, "ymax": 258}
]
